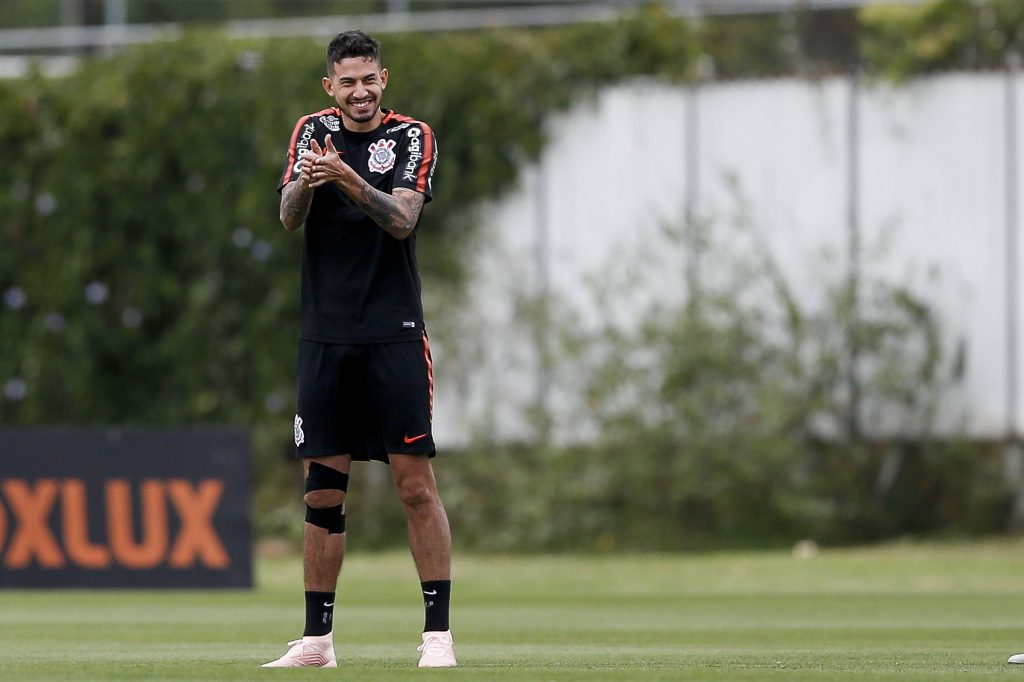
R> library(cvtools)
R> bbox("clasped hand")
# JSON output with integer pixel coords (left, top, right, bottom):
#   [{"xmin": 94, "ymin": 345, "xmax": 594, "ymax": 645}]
[{"xmin": 297, "ymin": 134, "xmax": 350, "ymax": 189}]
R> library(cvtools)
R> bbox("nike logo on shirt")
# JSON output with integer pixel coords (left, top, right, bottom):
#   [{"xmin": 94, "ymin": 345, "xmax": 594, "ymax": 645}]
[{"xmin": 404, "ymin": 433, "xmax": 429, "ymax": 444}]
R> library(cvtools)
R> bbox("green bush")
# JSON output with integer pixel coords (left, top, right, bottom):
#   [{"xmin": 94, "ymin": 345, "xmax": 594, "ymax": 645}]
[{"xmin": 437, "ymin": 204, "xmax": 1011, "ymax": 551}]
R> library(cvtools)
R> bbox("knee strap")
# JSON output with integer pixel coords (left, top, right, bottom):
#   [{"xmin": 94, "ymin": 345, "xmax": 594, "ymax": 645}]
[
  {"xmin": 306, "ymin": 504, "xmax": 346, "ymax": 534},
  {"xmin": 305, "ymin": 462, "xmax": 349, "ymax": 534},
  {"xmin": 305, "ymin": 461, "xmax": 349, "ymax": 494}
]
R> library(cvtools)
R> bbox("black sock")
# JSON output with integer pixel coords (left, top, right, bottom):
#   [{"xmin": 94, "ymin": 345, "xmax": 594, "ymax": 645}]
[
  {"xmin": 303, "ymin": 590, "xmax": 335, "ymax": 637},
  {"xmin": 421, "ymin": 580, "xmax": 451, "ymax": 632}
]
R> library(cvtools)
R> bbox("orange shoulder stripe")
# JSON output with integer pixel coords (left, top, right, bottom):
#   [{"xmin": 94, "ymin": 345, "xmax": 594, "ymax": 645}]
[
  {"xmin": 279, "ymin": 108, "xmax": 338, "ymax": 186},
  {"xmin": 416, "ymin": 122, "xmax": 435, "ymax": 194},
  {"xmin": 386, "ymin": 112, "xmax": 435, "ymax": 193}
]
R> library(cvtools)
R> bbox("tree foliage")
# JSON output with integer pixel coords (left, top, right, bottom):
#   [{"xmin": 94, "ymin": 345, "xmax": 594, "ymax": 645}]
[{"xmin": 860, "ymin": 0, "xmax": 1024, "ymax": 80}]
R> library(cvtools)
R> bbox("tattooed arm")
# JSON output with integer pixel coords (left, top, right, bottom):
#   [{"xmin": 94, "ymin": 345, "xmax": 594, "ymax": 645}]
[
  {"xmin": 351, "ymin": 184, "xmax": 425, "ymax": 240},
  {"xmin": 279, "ymin": 179, "xmax": 314, "ymax": 231},
  {"xmin": 280, "ymin": 148, "xmax": 318, "ymax": 231},
  {"xmin": 309, "ymin": 134, "xmax": 426, "ymax": 240}
]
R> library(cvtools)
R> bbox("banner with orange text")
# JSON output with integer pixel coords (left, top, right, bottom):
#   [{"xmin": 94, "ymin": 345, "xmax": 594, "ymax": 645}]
[{"xmin": 0, "ymin": 428, "xmax": 252, "ymax": 588}]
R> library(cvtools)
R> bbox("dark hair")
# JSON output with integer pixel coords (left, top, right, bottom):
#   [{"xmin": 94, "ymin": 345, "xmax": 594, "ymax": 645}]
[{"xmin": 326, "ymin": 30, "xmax": 381, "ymax": 75}]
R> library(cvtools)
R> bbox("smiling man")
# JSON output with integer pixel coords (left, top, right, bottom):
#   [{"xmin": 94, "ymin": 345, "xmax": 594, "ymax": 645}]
[{"xmin": 262, "ymin": 30, "xmax": 454, "ymax": 669}]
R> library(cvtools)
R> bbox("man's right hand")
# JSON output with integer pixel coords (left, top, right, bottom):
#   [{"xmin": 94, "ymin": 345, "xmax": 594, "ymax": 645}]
[{"xmin": 297, "ymin": 144, "xmax": 322, "ymax": 188}]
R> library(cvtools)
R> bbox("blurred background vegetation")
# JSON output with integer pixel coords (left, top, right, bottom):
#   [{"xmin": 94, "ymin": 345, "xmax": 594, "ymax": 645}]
[{"xmin": 1, "ymin": 0, "xmax": 1022, "ymax": 552}]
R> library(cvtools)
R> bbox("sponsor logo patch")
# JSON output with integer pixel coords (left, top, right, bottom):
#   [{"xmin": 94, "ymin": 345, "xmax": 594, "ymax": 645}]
[
  {"xmin": 294, "ymin": 415, "xmax": 305, "ymax": 447},
  {"xmin": 293, "ymin": 120, "xmax": 317, "ymax": 174},
  {"xmin": 368, "ymin": 138, "xmax": 397, "ymax": 174},
  {"xmin": 320, "ymin": 115, "xmax": 341, "ymax": 132},
  {"xmin": 402, "ymin": 127, "xmax": 423, "ymax": 183}
]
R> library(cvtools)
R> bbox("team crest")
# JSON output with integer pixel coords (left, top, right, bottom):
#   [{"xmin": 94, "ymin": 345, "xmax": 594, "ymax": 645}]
[
  {"xmin": 320, "ymin": 115, "xmax": 341, "ymax": 132},
  {"xmin": 294, "ymin": 414, "xmax": 305, "ymax": 446},
  {"xmin": 367, "ymin": 138, "xmax": 397, "ymax": 174}
]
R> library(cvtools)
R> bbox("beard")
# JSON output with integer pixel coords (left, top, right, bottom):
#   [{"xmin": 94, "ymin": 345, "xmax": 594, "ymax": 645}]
[{"xmin": 346, "ymin": 99, "xmax": 378, "ymax": 122}]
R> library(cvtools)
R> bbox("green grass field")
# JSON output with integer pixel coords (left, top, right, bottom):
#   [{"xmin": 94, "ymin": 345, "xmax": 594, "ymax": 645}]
[{"xmin": 3, "ymin": 540, "xmax": 1024, "ymax": 680}]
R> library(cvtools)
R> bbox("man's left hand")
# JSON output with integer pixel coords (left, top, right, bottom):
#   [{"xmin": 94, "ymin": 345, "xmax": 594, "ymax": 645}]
[{"xmin": 309, "ymin": 135, "xmax": 354, "ymax": 188}]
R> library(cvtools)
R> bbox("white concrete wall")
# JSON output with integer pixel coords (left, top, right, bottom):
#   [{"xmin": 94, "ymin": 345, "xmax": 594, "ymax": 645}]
[{"xmin": 430, "ymin": 72, "xmax": 1024, "ymax": 446}]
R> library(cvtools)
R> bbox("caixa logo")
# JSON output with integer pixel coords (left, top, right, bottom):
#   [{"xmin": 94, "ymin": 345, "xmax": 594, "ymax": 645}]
[{"xmin": 0, "ymin": 478, "xmax": 229, "ymax": 570}]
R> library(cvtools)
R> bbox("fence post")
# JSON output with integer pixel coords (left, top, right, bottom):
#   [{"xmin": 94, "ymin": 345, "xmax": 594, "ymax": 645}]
[
  {"xmin": 533, "ymin": 154, "xmax": 551, "ymax": 439},
  {"xmin": 1003, "ymin": 51, "xmax": 1024, "ymax": 527},
  {"xmin": 1006, "ymin": 51, "xmax": 1020, "ymax": 443},
  {"xmin": 684, "ymin": 76, "xmax": 700, "ymax": 294},
  {"xmin": 102, "ymin": 0, "xmax": 126, "ymax": 56},
  {"xmin": 846, "ymin": 69, "xmax": 862, "ymax": 441}
]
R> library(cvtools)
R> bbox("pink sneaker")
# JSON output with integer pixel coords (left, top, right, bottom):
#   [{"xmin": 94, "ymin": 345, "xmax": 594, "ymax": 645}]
[
  {"xmin": 261, "ymin": 632, "xmax": 337, "ymax": 668},
  {"xmin": 417, "ymin": 630, "xmax": 456, "ymax": 668}
]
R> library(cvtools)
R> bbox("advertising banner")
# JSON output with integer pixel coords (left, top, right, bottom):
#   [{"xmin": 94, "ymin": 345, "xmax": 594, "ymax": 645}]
[{"xmin": 0, "ymin": 427, "xmax": 252, "ymax": 588}]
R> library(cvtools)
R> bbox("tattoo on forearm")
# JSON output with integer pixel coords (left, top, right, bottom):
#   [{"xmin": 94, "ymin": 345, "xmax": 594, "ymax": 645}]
[
  {"xmin": 354, "ymin": 184, "xmax": 424, "ymax": 239},
  {"xmin": 281, "ymin": 182, "xmax": 313, "ymax": 229}
]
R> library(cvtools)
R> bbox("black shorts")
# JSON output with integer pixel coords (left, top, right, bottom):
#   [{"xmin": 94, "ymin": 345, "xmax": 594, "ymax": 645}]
[{"xmin": 293, "ymin": 334, "xmax": 435, "ymax": 462}]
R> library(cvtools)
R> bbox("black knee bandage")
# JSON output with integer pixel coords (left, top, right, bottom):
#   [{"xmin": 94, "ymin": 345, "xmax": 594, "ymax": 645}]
[
  {"xmin": 305, "ymin": 462, "xmax": 350, "ymax": 495},
  {"xmin": 305, "ymin": 462, "xmax": 349, "ymax": 534},
  {"xmin": 306, "ymin": 503, "xmax": 346, "ymax": 533}
]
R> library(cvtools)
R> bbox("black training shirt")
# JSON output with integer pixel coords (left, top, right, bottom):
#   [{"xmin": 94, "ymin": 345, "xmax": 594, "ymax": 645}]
[{"xmin": 278, "ymin": 107, "xmax": 438, "ymax": 343}]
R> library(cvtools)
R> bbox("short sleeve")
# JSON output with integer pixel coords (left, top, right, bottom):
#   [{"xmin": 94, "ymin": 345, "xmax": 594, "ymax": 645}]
[
  {"xmin": 390, "ymin": 122, "xmax": 437, "ymax": 202},
  {"xmin": 278, "ymin": 115, "xmax": 316, "ymax": 192}
]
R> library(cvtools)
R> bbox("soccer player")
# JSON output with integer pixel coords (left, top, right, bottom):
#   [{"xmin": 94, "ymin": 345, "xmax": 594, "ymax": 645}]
[{"xmin": 261, "ymin": 30, "xmax": 455, "ymax": 669}]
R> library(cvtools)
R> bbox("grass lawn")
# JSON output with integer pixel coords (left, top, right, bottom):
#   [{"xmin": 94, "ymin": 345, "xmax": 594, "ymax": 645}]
[{"xmin": 2, "ymin": 539, "xmax": 1024, "ymax": 679}]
